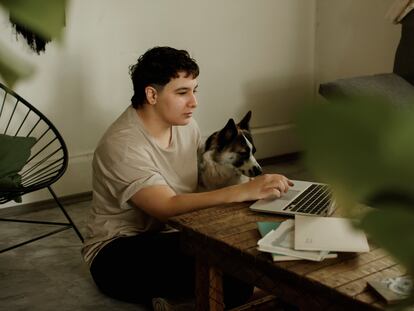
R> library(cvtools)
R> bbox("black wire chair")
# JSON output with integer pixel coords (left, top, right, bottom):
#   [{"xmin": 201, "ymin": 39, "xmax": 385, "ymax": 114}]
[{"xmin": 0, "ymin": 82, "xmax": 83, "ymax": 253}]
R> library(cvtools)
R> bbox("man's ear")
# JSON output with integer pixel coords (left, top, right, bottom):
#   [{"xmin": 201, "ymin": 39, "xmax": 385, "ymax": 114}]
[{"xmin": 144, "ymin": 86, "xmax": 158, "ymax": 105}]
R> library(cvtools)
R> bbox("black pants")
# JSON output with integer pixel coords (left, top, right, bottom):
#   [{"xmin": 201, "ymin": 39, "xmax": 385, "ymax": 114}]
[{"xmin": 90, "ymin": 231, "xmax": 253, "ymax": 309}]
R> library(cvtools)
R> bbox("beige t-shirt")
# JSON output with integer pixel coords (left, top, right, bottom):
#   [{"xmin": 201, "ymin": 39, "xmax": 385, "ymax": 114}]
[
  {"xmin": 81, "ymin": 106, "xmax": 201, "ymax": 267},
  {"xmin": 386, "ymin": 0, "xmax": 414, "ymax": 23}
]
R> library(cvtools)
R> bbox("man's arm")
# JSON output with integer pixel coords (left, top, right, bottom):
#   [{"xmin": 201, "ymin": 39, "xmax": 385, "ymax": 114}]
[{"xmin": 131, "ymin": 174, "xmax": 293, "ymax": 222}]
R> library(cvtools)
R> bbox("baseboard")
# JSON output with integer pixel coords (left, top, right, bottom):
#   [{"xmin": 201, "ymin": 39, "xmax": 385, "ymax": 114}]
[
  {"xmin": 0, "ymin": 152, "xmax": 301, "ymax": 217},
  {"xmin": 258, "ymin": 151, "xmax": 302, "ymax": 167},
  {"xmin": 1, "ymin": 123, "xmax": 301, "ymax": 208},
  {"xmin": 0, "ymin": 191, "xmax": 92, "ymax": 217},
  {"xmin": 200, "ymin": 122, "xmax": 301, "ymax": 160},
  {"xmin": 251, "ymin": 123, "xmax": 301, "ymax": 159}
]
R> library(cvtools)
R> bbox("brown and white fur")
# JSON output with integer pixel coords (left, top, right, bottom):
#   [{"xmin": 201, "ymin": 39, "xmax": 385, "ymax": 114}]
[{"xmin": 198, "ymin": 111, "xmax": 262, "ymax": 190}]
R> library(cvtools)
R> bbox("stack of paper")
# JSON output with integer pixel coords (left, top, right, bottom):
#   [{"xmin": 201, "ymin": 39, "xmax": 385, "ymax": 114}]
[
  {"xmin": 257, "ymin": 219, "xmax": 336, "ymax": 261},
  {"xmin": 257, "ymin": 215, "xmax": 370, "ymax": 262}
]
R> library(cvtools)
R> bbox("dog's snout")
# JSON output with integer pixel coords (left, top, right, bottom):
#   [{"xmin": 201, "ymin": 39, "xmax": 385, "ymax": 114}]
[{"xmin": 250, "ymin": 166, "xmax": 262, "ymax": 177}]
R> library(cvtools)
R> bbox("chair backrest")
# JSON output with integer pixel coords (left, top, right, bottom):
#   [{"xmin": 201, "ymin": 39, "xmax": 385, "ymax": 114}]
[{"xmin": 0, "ymin": 83, "xmax": 68, "ymax": 203}]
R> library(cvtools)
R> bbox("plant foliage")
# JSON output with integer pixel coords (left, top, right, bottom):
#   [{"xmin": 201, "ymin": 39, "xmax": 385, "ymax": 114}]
[
  {"xmin": 0, "ymin": 0, "xmax": 67, "ymax": 86},
  {"xmin": 296, "ymin": 96, "xmax": 414, "ymax": 308}
]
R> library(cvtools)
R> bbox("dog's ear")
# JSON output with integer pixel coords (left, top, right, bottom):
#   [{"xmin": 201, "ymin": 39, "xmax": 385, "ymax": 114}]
[
  {"xmin": 217, "ymin": 118, "xmax": 238, "ymax": 150},
  {"xmin": 238, "ymin": 111, "xmax": 252, "ymax": 131}
]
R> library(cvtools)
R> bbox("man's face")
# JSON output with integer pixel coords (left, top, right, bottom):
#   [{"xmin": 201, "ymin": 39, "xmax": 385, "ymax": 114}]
[{"xmin": 154, "ymin": 72, "xmax": 198, "ymax": 126}]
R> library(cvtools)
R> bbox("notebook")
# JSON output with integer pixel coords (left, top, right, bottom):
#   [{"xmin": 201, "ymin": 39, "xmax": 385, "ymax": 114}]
[
  {"xmin": 249, "ymin": 180, "xmax": 336, "ymax": 217},
  {"xmin": 294, "ymin": 215, "xmax": 370, "ymax": 253}
]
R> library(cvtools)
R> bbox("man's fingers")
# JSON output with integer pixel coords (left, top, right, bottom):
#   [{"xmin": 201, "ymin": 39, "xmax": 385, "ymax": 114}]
[
  {"xmin": 266, "ymin": 187, "xmax": 281, "ymax": 198},
  {"xmin": 258, "ymin": 174, "xmax": 293, "ymax": 198},
  {"xmin": 265, "ymin": 175, "xmax": 292, "ymax": 192}
]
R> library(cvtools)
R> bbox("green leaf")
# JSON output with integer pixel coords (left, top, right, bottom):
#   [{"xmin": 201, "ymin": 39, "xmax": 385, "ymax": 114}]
[
  {"xmin": 0, "ymin": 0, "xmax": 67, "ymax": 41},
  {"xmin": 383, "ymin": 110, "xmax": 414, "ymax": 193},
  {"xmin": 296, "ymin": 97, "xmax": 395, "ymax": 200},
  {"xmin": 358, "ymin": 205, "xmax": 414, "ymax": 274},
  {"xmin": 0, "ymin": 41, "xmax": 34, "ymax": 87},
  {"xmin": 296, "ymin": 96, "xmax": 414, "ymax": 308}
]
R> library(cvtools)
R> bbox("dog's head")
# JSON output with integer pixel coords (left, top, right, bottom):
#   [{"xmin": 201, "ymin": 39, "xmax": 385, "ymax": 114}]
[{"xmin": 203, "ymin": 111, "xmax": 262, "ymax": 177}]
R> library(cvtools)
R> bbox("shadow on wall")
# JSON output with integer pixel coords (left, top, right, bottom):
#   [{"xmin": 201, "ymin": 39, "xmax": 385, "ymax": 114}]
[{"xmin": 242, "ymin": 74, "xmax": 314, "ymax": 129}]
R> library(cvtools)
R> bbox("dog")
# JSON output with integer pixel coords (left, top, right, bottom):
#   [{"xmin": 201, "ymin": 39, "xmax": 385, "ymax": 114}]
[{"xmin": 198, "ymin": 111, "xmax": 263, "ymax": 191}]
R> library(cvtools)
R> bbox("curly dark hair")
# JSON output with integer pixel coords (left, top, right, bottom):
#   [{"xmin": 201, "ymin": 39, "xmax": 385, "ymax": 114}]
[{"xmin": 129, "ymin": 46, "xmax": 199, "ymax": 109}]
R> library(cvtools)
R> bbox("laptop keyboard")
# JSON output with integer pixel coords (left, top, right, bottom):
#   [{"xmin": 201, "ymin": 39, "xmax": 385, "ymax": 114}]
[{"xmin": 283, "ymin": 184, "xmax": 332, "ymax": 215}]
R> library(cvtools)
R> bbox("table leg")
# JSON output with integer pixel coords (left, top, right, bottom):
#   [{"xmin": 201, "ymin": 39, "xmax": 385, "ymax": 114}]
[{"xmin": 195, "ymin": 259, "xmax": 225, "ymax": 311}]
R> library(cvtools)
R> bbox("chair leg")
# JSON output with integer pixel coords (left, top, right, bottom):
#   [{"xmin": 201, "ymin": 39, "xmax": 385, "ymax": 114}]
[
  {"xmin": 0, "ymin": 226, "xmax": 71, "ymax": 254},
  {"xmin": 47, "ymin": 186, "xmax": 84, "ymax": 243},
  {"xmin": 0, "ymin": 187, "xmax": 85, "ymax": 253}
]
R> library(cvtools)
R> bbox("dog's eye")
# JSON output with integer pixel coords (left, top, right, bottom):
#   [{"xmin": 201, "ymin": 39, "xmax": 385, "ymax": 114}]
[{"xmin": 240, "ymin": 151, "xmax": 250, "ymax": 158}]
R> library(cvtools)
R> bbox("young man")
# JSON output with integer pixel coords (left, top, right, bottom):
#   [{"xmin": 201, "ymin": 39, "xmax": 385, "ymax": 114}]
[{"xmin": 82, "ymin": 46, "xmax": 292, "ymax": 309}]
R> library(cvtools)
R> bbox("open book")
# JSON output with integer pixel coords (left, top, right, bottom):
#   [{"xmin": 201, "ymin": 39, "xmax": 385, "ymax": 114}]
[{"xmin": 257, "ymin": 222, "xmax": 306, "ymax": 261}]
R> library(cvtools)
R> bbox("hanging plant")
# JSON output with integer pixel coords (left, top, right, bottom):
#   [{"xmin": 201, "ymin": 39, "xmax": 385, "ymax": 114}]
[
  {"xmin": 9, "ymin": 15, "xmax": 51, "ymax": 54},
  {"xmin": 0, "ymin": 0, "xmax": 68, "ymax": 86}
]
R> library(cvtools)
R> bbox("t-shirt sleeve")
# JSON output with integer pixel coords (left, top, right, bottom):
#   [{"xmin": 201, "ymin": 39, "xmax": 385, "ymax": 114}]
[{"xmin": 93, "ymin": 141, "xmax": 168, "ymax": 206}]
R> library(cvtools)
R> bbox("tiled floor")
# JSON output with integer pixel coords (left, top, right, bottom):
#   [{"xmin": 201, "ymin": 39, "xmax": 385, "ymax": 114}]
[{"xmin": 0, "ymin": 157, "xmax": 312, "ymax": 311}]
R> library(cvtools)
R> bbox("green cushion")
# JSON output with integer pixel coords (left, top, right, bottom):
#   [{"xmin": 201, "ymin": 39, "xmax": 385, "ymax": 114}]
[
  {"xmin": 0, "ymin": 134, "xmax": 36, "ymax": 188},
  {"xmin": 0, "ymin": 174, "xmax": 22, "ymax": 188},
  {"xmin": 0, "ymin": 175, "xmax": 23, "ymax": 202}
]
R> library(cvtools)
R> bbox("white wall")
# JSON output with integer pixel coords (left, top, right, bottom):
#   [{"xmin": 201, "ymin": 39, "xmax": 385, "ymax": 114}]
[
  {"xmin": 315, "ymin": 0, "xmax": 401, "ymax": 85},
  {"xmin": 1, "ymin": 0, "xmax": 316, "ymax": 205},
  {"xmin": 1, "ymin": 0, "xmax": 401, "ymax": 206}
]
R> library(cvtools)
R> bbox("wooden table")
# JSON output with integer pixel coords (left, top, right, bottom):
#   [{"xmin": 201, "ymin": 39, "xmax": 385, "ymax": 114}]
[{"xmin": 169, "ymin": 202, "xmax": 405, "ymax": 311}]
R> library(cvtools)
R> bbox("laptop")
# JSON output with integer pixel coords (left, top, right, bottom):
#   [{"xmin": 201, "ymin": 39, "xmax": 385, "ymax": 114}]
[{"xmin": 249, "ymin": 180, "xmax": 336, "ymax": 217}]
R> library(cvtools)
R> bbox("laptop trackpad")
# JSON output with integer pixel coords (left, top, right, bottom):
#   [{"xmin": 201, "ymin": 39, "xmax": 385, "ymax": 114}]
[{"xmin": 279, "ymin": 190, "xmax": 301, "ymax": 201}]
